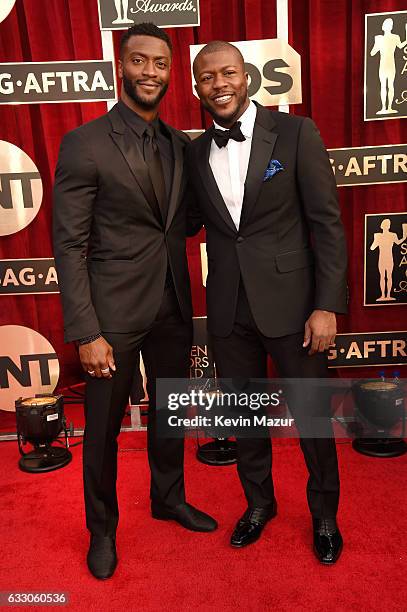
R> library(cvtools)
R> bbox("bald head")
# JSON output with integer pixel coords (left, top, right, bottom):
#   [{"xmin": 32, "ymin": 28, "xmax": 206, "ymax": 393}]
[{"xmin": 193, "ymin": 41, "xmax": 245, "ymax": 79}]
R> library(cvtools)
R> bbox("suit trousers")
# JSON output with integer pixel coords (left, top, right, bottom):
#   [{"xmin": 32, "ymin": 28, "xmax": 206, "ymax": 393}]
[
  {"xmin": 211, "ymin": 283, "xmax": 340, "ymax": 519},
  {"xmin": 83, "ymin": 285, "xmax": 192, "ymax": 536}
]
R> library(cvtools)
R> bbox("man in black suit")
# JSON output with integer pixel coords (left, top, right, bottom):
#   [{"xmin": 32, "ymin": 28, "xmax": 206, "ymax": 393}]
[
  {"xmin": 53, "ymin": 23, "xmax": 217, "ymax": 581},
  {"xmin": 188, "ymin": 41, "xmax": 347, "ymax": 563}
]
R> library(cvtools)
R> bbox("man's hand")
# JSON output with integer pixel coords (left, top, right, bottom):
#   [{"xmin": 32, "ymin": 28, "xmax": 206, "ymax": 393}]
[
  {"xmin": 303, "ymin": 310, "xmax": 337, "ymax": 355},
  {"xmin": 78, "ymin": 337, "xmax": 116, "ymax": 379}
]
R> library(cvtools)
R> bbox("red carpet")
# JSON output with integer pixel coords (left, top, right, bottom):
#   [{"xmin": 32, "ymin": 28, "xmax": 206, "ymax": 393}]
[{"xmin": 0, "ymin": 433, "xmax": 406, "ymax": 611}]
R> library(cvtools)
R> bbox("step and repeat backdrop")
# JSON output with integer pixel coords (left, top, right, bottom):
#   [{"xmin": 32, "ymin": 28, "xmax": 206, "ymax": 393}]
[{"xmin": 0, "ymin": 0, "xmax": 406, "ymax": 423}]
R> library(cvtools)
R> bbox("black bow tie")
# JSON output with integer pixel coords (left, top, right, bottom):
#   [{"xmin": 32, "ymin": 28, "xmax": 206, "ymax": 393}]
[{"xmin": 212, "ymin": 121, "xmax": 246, "ymax": 148}]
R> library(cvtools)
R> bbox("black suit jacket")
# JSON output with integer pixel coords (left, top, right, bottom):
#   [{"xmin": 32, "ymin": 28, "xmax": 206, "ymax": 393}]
[
  {"xmin": 187, "ymin": 104, "xmax": 348, "ymax": 338},
  {"xmin": 53, "ymin": 103, "xmax": 192, "ymax": 343}
]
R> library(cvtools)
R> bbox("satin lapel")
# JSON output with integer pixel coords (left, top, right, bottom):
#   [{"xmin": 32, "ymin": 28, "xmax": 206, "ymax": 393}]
[
  {"xmin": 196, "ymin": 127, "xmax": 237, "ymax": 233},
  {"xmin": 239, "ymin": 108, "xmax": 278, "ymax": 228},
  {"xmin": 108, "ymin": 106, "xmax": 161, "ymax": 222},
  {"xmin": 165, "ymin": 129, "xmax": 183, "ymax": 232}
]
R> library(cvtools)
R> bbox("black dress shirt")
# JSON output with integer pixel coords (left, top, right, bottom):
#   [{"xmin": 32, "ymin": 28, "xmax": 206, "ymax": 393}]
[{"xmin": 117, "ymin": 99, "xmax": 174, "ymax": 202}]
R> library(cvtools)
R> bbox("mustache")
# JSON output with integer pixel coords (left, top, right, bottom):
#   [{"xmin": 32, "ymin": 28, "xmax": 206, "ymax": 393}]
[
  {"xmin": 122, "ymin": 73, "xmax": 168, "ymax": 109},
  {"xmin": 135, "ymin": 79, "xmax": 163, "ymax": 86}
]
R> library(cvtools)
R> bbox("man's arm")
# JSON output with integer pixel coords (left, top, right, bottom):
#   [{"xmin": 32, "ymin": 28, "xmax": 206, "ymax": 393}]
[
  {"xmin": 186, "ymin": 180, "xmax": 204, "ymax": 237},
  {"xmin": 370, "ymin": 36, "xmax": 381, "ymax": 56},
  {"xmin": 184, "ymin": 144, "xmax": 204, "ymax": 236},
  {"xmin": 53, "ymin": 129, "xmax": 101, "ymax": 343},
  {"xmin": 394, "ymin": 228, "xmax": 407, "ymax": 246},
  {"xmin": 53, "ymin": 129, "xmax": 116, "ymax": 378},
  {"xmin": 296, "ymin": 117, "xmax": 348, "ymax": 353},
  {"xmin": 396, "ymin": 28, "xmax": 407, "ymax": 48},
  {"xmin": 370, "ymin": 234, "xmax": 380, "ymax": 250}
]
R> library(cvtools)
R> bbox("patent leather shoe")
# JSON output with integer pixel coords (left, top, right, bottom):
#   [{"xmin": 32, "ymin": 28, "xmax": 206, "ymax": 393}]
[
  {"xmin": 87, "ymin": 534, "xmax": 117, "ymax": 580},
  {"xmin": 313, "ymin": 518, "xmax": 343, "ymax": 564},
  {"xmin": 231, "ymin": 501, "xmax": 277, "ymax": 548},
  {"xmin": 151, "ymin": 501, "xmax": 217, "ymax": 532}
]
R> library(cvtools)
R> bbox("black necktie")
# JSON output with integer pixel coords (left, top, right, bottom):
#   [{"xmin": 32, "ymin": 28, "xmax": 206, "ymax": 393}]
[
  {"xmin": 212, "ymin": 121, "xmax": 246, "ymax": 148},
  {"xmin": 143, "ymin": 124, "xmax": 167, "ymax": 223}
]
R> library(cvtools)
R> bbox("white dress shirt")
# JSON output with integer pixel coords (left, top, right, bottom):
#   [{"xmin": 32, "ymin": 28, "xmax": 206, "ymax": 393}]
[{"xmin": 209, "ymin": 101, "xmax": 257, "ymax": 230}]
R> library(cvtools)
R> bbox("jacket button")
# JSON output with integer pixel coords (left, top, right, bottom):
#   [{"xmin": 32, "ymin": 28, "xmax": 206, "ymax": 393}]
[{"xmin": 236, "ymin": 236, "xmax": 244, "ymax": 243}]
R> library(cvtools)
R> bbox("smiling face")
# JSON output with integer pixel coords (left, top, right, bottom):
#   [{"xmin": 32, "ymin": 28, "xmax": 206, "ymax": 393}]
[
  {"xmin": 194, "ymin": 46, "xmax": 249, "ymax": 128},
  {"xmin": 118, "ymin": 34, "xmax": 171, "ymax": 115}
]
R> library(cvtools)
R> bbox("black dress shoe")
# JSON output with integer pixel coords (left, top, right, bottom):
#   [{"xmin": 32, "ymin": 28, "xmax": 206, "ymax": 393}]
[
  {"xmin": 151, "ymin": 501, "xmax": 218, "ymax": 532},
  {"xmin": 87, "ymin": 535, "xmax": 117, "ymax": 580},
  {"xmin": 313, "ymin": 518, "xmax": 343, "ymax": 564},
  {"xmin": 231, "ymin": 501, "xmax": 277, "ymax": 548}
]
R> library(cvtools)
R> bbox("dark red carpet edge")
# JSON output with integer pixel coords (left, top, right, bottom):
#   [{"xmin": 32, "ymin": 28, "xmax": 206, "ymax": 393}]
[{"xmin": 0, "ymin": 434, "xmax": 406, "ymax": 612}]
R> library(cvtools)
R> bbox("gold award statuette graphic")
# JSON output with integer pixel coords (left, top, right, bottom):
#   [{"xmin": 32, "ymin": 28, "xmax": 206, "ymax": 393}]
[
  {"xmin": 365, "ymin": 12, "xmax": 407, "ymax": 120},
  {"xmin": 112, "ymin": 0, "xmax": 133, "ymax": 24},
  {"xmin": 370, "ymin": 18, "xmax": 407, "ymax": 115},
  {"xmin": 0, "ymin": 326, "xmax": 59, "ymax": 412},
  {"xmin": 370, "ymin": 220, "xmax": 407, "ymax": 301},
  {"xmin": 365, "ymin": 213, "xmax": 407, "ymax": 305},
  {"xmin": 98, "ymin": 0, "xmax": 200, "ymax": 29},
  {"xmin": 0, "ymin": 0, "xmax": 16, "ymax": 24},
  {"xmin": 0, "ymin": 141, "xmax": 43, "ymax": 236}
]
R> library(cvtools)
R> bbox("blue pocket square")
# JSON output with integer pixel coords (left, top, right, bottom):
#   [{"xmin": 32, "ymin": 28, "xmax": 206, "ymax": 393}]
[{"xmin": 263, "ymin": 159, "xmax": 284, "ymax": 181}]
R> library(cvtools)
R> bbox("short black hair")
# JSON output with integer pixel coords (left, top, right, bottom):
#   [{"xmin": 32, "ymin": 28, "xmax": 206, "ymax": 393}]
[
  {"xmin": 193, "ymin": 41, "xmax": 245, "ymax": 78},
  {"xmin": 120, "ymin": 22, "xmax": 172, "ymax": 58}
]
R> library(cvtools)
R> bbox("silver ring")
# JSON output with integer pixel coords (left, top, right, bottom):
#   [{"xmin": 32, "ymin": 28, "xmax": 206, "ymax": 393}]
[
  {"xmin": 101, "ymin": 367, "xmax": 110, "ymax": 373},
  {"xmin": 88, "ymin": 370, "xmax": 95, "ymax": 375}
]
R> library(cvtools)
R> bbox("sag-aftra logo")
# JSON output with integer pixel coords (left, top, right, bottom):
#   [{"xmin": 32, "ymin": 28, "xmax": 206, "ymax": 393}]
[{"xmin": 0, "ymin": 61, "xmax": 117, "ymax": 104}]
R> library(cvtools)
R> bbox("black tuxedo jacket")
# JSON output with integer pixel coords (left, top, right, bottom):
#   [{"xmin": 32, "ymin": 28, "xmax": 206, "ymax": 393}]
[
  {"xmin": 53, "ymin": 104, "xmax": 192, "ymax": 343},
  {"xmin": 187, "ymin": 104, "xmax": 348, "ymax": 338}
]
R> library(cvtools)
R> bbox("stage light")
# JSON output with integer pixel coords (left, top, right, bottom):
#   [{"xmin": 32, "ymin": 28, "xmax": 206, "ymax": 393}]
[
  {"xmin": 191, "ymin": 383, "xmax": 237, "ymax": 466},
  {"xmin": 197, "ymin": 437, "xmax": 237, "ymax": 466},
  {"xmin": 15, "ymin": 394, "xmax": 72, "ymax": 472},
  {"xmin": 351, "ymin": 379, "xmax": 406, "ymax": 458}
]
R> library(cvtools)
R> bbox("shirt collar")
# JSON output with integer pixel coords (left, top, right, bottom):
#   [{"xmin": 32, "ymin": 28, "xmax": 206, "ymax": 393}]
[
  {"xmin": 213, "ymin": 100, "xmax": 257, "ymax": 139},
  {"xmin": 117, "ymin": 99, "xmax": 161, "ymax": 137}
]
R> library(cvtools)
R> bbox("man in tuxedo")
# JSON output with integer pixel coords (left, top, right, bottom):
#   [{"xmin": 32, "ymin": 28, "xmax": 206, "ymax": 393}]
[
  {"xmin": 53, "ymin": 23, "xmax": 217, "ymax": 581},
  {"xmin": 188, "ymin": 41, "xmax": 347, "ymax": 564}
]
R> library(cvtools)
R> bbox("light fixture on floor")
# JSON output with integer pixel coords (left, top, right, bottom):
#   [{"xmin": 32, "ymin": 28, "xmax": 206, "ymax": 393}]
[
  {"xmin": 194, "ymin": 385, "xmax": 237, "ymax": 465},
  {"xmin": 15, "ymin": 395, "xmax": 72, "ymax": 472},
  {"xmin": 351, "ymin": 378, "xmax": 406, "ymax": 458},
  {"xmin": 196, "ymin": 437, "xmax": 237, "ymax": 465}
]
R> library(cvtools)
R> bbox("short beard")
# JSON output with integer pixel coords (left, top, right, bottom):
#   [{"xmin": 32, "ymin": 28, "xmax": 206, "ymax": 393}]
[
  {"xmin": 122, "ymin": 73, "xmax": 168, "ymax": 110},
  {"xmin": 202, "ymin": 92, "xmax": 248, "ymax": 127}
]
